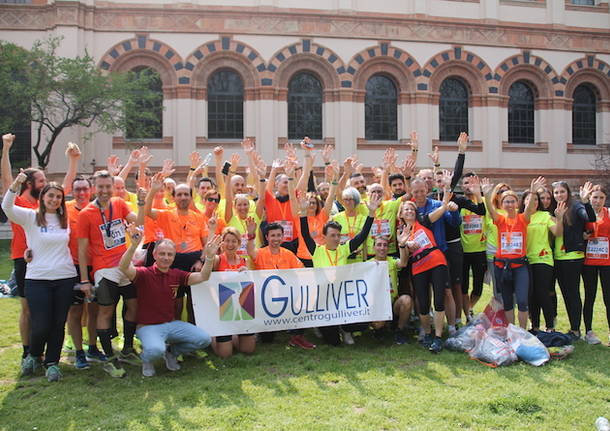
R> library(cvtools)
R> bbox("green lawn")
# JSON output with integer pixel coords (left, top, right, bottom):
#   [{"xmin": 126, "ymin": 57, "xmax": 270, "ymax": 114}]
[{"xmin": 0, "ymin": 237, "xmax": 608, "ymax": 430}]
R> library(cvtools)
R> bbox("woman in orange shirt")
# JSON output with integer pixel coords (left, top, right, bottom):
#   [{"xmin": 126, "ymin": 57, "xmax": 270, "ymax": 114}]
[{"xmin": 482, "ymin": 177, "xmax": 543, "ymax": 329}]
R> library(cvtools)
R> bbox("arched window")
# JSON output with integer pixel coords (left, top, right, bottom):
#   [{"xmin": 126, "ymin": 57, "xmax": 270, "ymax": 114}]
[
  {"xmin": 288, "ymin": 72, "xmax": 323, "ymax": 140},
  {"xmin": 207, "ymin": 69, "xmax": 243, "ymax": 139},
  {"xmin": 572, "ymin": 84, "xmax": 597, "ymax": 145},
  {"xmin": 365, "ymin": 75, "xmax": 397, "ymax": 141},
  {"xmin": 508, "ymin": 81, "xmax": 535, "ymax": 144},
  {"xmin": 125, "ymin": 66, "xmax": 163, "ymax": 140},
  {"xmin": 439, "ymin": 77, "xmax": 469, "ymax": 141}
]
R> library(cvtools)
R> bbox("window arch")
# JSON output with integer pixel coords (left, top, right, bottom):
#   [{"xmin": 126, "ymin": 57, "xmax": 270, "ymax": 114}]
[
  {"xmin": 508, "ymin": 81, "xmax": 535, "ymax": 144},
  {"xmin": 365, "ymin": 74, "xmax": 397, "ymax": 141},
  {"xmin": 207, "ymin": 69, "xmax": 244, "ymax": 139},
  {"xmin": 125, "ymin": 66, "xmax": 163, "ymax": 140},
  {"xmin": 439, "ymin": 77, "xmax": 469, "ymax": 141},
  {"xmin": 288, "ymin": 72, "xmax": 323, "ymax": 140},
  {"xmin": 572, "ymin": 84, "xmax": 597, "ymax": 145}
]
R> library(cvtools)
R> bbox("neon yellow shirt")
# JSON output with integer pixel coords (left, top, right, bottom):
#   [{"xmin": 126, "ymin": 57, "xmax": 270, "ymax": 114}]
[
  {"xmin": 312, "ymin": 243, "xmax": 352, "ymax": 268},
  {"xmin": 368, "ymin": 257, "xmax": 399, "ymax": 301},
  {"xmin": 333, "ymin": 211, "xmax": 367, "ymax": 263},
  {"xmin": 365, "ymin": 200, "xmax": 400, "ymax": 255},
  {"xmin": 526, "ymin": 211, "xmax": 555, "ymax": 266},
  {"xmin": 460, "ymin": 207, "xmax": 486, "ymax": 253},
  {"xmin": 554, "ymin": 235, "xmax": 584, "ymax": 260}
]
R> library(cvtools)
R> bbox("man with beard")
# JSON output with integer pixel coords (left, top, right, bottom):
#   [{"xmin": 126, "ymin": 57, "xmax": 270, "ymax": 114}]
[{"xmin": 141, "ymin": 173, "xmax": 208, "ymax": 325}]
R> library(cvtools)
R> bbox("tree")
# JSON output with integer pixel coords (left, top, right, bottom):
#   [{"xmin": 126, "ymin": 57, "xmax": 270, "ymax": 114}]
[{"xmin": 0, "ymin": 37, "xmax": 162, "ymax": 169}]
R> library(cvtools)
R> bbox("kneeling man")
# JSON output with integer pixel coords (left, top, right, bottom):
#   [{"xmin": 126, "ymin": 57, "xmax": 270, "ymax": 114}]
[{"xmin": 119, "ymin": 225, "xmax": 220, "ymax": 377}]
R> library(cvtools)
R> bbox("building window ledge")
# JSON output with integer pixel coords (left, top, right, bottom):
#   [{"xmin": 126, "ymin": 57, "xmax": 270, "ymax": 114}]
[
  {"xmin": 112, "ymin": 136, "xmax": 173, "ymax": 149},
  {"xmin": 502, "ymin": 141, "xmax": 549, "ymax": 153},
  {"xmin": 432, "ymin": 140, "xmax": 483, "ymax": 152}
]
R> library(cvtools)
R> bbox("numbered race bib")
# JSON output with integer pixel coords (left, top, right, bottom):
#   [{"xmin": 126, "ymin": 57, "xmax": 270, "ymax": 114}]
[
  {"xmin": 237, "ymin": 235, "xmax": 248, "ymax": 256},
  {"xmin": 99, "ymin": 220, "xmax": 126, "ymax": 250},
  {"xmin": 371, "ymin": 219, "xmax": 391, "ymax": 237},
  {"xmin": 279, "ymin": 220, "xmax": 293, "ymax": 242},
  {"xmin": 586, "ymin": 237, "xmax": 609, "ymax": 260},
  {"xmin": 412, "ymin": 229, "xmax": 432, "ymax": 250},
  {"xmin": 463, "ymin": 214, "xmax": 483, "ymax": 235},
  {"xmin": 500, "ymin": 232, "xmax": 523, "ymax": 255}
]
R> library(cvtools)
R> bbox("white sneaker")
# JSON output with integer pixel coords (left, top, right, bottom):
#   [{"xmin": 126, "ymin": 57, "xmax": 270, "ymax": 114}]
[
  {"xmin": 585, "ymin": 330, "xmax": 602, "ymax": 345},
  {"xmin": 142, "ymin": 361, "xmax": 156, "ymax": 377},
  {"xmin": 164, "ymin": 350, "xmax": 181, "ymax": 371},
  {"xmin": 342, "ymin": 331, "xmax": 355, "ymax": 345}
]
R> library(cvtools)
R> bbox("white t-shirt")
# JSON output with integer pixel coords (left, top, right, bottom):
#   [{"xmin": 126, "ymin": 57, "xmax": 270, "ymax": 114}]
[{"xmin": 2, "ymin": 191, "xmax": 77, "ymax": 280}]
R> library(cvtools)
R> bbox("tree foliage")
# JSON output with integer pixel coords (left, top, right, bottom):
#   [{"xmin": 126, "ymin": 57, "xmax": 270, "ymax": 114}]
[{"xmin": 0, "ymin": 37, "xmax": 162, "ymax": 169}]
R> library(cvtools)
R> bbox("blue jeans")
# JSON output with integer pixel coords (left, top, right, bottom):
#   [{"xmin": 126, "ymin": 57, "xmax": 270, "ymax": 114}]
[
  {"xmin": 136, "ymin": 321, "xmax": 211, "ymax": 363},
  {"xmin": 494, "ymin": 264, "xmax": 529, "ymax": 312}
]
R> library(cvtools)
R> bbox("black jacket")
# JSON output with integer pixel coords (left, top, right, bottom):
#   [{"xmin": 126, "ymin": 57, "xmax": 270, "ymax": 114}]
[{"xmin": 562, "ymin": 201, "xmax": 595, "ymax": 253}]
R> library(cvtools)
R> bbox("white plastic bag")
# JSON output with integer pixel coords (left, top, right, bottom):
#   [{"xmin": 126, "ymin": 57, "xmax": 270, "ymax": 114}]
[{"xmin": 506, "ymin": 324, "xmax": 550, "ymax": 366}]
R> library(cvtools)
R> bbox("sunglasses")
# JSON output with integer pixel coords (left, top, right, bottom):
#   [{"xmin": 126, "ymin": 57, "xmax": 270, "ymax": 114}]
[{"xmin": 207, "ymin": 197, "xmax": 221, "ymax": 203}]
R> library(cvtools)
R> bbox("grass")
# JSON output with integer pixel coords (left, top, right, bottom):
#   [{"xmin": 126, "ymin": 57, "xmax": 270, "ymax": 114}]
[{"xmin": 0, "ymin": 238, "xmax": 608, "ymax": 430}]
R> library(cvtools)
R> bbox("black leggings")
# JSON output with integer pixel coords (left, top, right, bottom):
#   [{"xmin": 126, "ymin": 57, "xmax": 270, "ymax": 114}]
[
  {"xmin": 413, "ymin": 265, "xmax": 449, "ymax": 315},
  {"xmin": 581, "ymin": 265, "xmax": 610, "ymax": 332},
  {"xmin": 25, "ymin": 277, "xmax": 75, "ymax": 365},
  {"xmin": 529, "ymin": 263, "xmax": 555, "ymax": 329},
  {"xmin": 555, "ymin": 259, "xmax": 584, "ymax": 332},
  {"xmin": 462, "ymin": 251, "xmax": 486, "ymax": 296}
]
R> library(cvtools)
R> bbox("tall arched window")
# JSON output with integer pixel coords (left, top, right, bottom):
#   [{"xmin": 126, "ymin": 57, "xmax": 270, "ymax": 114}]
[
  {"xmin": 365, "ymin": 74, "xmax": 397, "ymax": 141},
  {"xmin": 572, "ymin": 84, "xmax": 597, "ymax": 145},
  {"xmin": 508, "ymin": 81, "xmax": 535, "ymax": 144},
  {"xmin": 126, "ymin": 66, "xmax": 163, "ymax": 140},
  {"xmin": 208, "ymin": 69, "xmax": 243, "ymax": 139},
  {"xmin": 288, "ymin": 72, "xmax": 323, "ymax": 140},
  {"xmin": 439, "ymin": 77, "xmax": 469, "ymax": 141}
]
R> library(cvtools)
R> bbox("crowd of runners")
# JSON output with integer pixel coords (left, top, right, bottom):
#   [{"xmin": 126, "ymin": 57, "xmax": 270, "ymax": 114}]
[{"xmin": 1, "ymin": 131, "xmax": 608, "ymax": 381}]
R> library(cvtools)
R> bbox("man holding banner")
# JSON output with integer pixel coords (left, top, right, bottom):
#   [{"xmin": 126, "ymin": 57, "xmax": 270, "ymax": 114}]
[{"xmin": 118, "ymin": 225, "xmax": 219, "ymax": 377}]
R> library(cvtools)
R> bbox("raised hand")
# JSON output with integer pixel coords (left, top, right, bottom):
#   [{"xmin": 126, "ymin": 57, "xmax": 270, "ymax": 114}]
[
  {"xmin": 213, "ymin": 146, "xmax": 224, "ymax": 159},
  {"xmin": 150, "ymin": 172, "xmax": 164, "ymax": 193},
  {"xmin": 297, "ymin": 193, "xmax": 309, "ymax": 216},
  {"xmin": 284, "ymin": 142, "xmax": 297, "ymax": 162},
  {"xmin": 409, "ymin": 131, "xmax": 418, "ymax": 153},
  {"xmin": 427, "ymin": 146, "xmax": 439, "ymax": 166},
  {"xmin": 300, "ymin": 136, "xmax": 314, "ymax": 151},
  {"xmin": 580, "ymin": 181, "xmax": 594, "ymax": 203},
  {"xmin": 555, "ymin": 201, "xmax": 567, "ymax": 219},
  {"xmin": 245, "ymin": 216, "xmax": 257, "ymax": 236},
  {"xmin": 284, "ymin": 159, "xmax": 296, "ymax": 178},
  {"xmin": 128, "ymin": 148, "xmax": 141, "ymax": 165},
  {"xmin": 136, "ymin": 187, "xmax": 147, "ymax": 203},
  {"xmin": 321, "ymin": 144, "xmax": 333, "ymax": 165},
  {"xmin": 161, "ymin": 159, "xmax": 175, "ymax": 178},
  {"xmin": 397, "ymin": 225, "xmax": 410, "ymax": 247},
  {"xmin": 229, "ymin": 153, "xmax": 240, "ymax": 170},
  {"xmin": 367, "ymin": 192, "xmax": 382, "ymax": 214},
  {"xmin": 271, "ymin": 158, "xmax": 284, "ymax": 170},
  {"xmin": 189, "ymin": 151, "xmax": 202, "ymax": 169},
  {"xmin": 441, "ymin": 169, "xmax": 453, "ymax": 188},
  {"xmin": 138, "ymin": 146, "xmax": 153, "ymax": 166},
  {"xmin": 325, "ymin": 163, "xmax": 338, "ymax": 182},
  {"xmin": 65, "ymin": 142, "xmax": 81, "ymax": 159},
  {"xmin": 457, "ymin": 132, "xmax": 469, "ymax": 153},
  {"xmin": 208, "ymin": 216, "xmax": 217, "ymax": 234},
  {"xmin": 2, "ymin": 133, "xmax": 15, "ymax": 151},
  {"xmin": 481, "ymin": 178, "xmax": 493, "ymax": 195},
  {"xmin": 442, "ymin": 189, "xmax": 454, "ymax": 206},
  {"xmin": 254, "ymin": 154, "xmax": 267, "ymax": 178},
  {"xmin": 402, "ymin": 157, "xmax": 416, "ymax": 178},
  {"xmin": 11, "ymin": 169, "xmax": 27, "ymax": 191},
  {"xmin": 106, "ymin": 155, "xmax": 121, "ymax": 176},
  {"xmin": 342, "ymin": 156, "xmax": 354, "ymax": 176},
  {"xmin": 241, "ymin": 138, "xmax": 255, "ymax": 154},
  {"xmin": 204, "ymin": 235, "xmax": 222, "ymax": 259},
  {"xmin": 470, "ymin": 175, "xmax": 482, "ymax": 195},
  {"xmin": 126, "ymin": 223, "xmax": 144, "ymax": 244},
  {"xmin": 530, "ymin": 176, "xmax": 546, "ymax": 193},
  {"xmin": 447, "ymin": 201, "xmax": 458, "ymax": 212}
]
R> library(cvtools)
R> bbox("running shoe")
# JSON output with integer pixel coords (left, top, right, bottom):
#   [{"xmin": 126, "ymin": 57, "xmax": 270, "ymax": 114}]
[
  {"xmin": 45, "ymin": 364, "xmax": 62, "ymax": 382},
  {"xmin": 288, "ymin": 335, "xmax": 316, "ymax": 350},
  {"xmin": 429, "ymin": 337, "xmax": 443, "ymax": 354},
  {"xmin": 585, "ymin": 330, "xmax": 602, "ymax": 345},
  {"xmin": 85, "ymin": 347, "xmax": 108, "ymax": 363},
  {"xmin": 21, "ymin": 355, "xmax": 41, "ymax": 377},
  {"xmin": 567, "ymin": 331, "xmax": 581, "ymax": 343},
  {"xmin": 102, "ymin": 361, "xmax": 126, "ymax": 378},
  {"xmin": 62, "ymin": 337, "xmax": 75, "ymax": 354},
  {"xmin": 164, "ymin": 350, "xmax": 181, "ymax": 371},
  {"xmin": 119, "ymin": 347, "xmax": 142, "ymax": 366},
  {"xmin": 142, "ymin": 361, "xmax": 156, "ymax": 377},
  {"xmin": 393, "ymin": 330, "xmax": 408, "ymax": 345},
  {"xmin": 74, "ymin": 350, "xmax": 90, "ymax": 370},
  {"xmin": 420, "ymin": 333, "xmax": 433, "ymax": 349},
  {"xmin": 342, "ymin": 331, "xmax": 355, "ymax": 345}
]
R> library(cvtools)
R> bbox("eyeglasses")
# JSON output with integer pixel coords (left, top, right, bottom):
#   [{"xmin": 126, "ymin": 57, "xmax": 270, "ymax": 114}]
[{"xmin": 207, "ymin": 197, "xmax": 221, "ymax": 203}]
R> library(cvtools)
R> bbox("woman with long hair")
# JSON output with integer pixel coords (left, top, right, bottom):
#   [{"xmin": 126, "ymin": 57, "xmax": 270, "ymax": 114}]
[
  {"xmin": 2, "ymin": 173, "xmax": 77, "ymax": 381},
  {"xmin": 552, "ymin": 180, "xmax": 595, "ymax": 340},
  {"xmin": 582, "ymin": 185, "xmax": 610, "ymax": 345}
]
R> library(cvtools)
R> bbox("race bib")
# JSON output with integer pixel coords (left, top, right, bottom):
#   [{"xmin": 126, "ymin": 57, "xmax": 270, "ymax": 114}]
[
  {"xmin": 586, "ymin": 237, "xmax": 609, "ymax": 260},
  {"xmin": 500, "ymin": 232, "xmax": 523, "ymax": 255},
  {"xmin": 371, "ymin": 219, "xmax": 391, "ymax": 237},
  {"xmin": 99, "ymin": 220, "xmax": 126, "ymax": 250},
  {"xmin": 412, "ymin": 229, "xmax": 432, "ymax": 250},
  {"xmin": 279, "ymin": 220, "xmax": 293, "ymax": 242},
  {"xmin": 237, "ymin": 235, "xmax": 248, "ymax": 256},
  {"xmin": 463, "ymin": 214, "xmax": 483, "ymax": 235}
]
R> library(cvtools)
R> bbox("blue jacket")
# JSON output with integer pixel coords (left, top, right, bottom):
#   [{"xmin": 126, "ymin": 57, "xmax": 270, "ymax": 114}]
[{"xmin": 416, "ymin": 198, "xmax": 461, "ymax": 252}]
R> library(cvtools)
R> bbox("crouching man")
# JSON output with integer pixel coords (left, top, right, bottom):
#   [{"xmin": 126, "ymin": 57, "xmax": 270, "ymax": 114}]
[{"xmin": 119, "ymin": 224, "xmax": 220, "ymax": 377}]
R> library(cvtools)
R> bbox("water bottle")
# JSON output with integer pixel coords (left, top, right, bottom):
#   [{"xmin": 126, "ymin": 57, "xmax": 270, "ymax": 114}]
[
  {"xmin": 596, "ymin": 417, "xmax": 610, "ymax": 431},
  {"xmin": 201, "ymin": 153, "xmax": 212, "ymax": 168}
]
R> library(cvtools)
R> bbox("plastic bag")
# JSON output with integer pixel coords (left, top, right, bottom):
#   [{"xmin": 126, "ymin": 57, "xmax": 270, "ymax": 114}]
[
  {"xmin": 483, "ymin": 298, "xmax": 508, "ymax": 328},
  {"xmin": 468, "ymin": 331, "xmax": 517, "ymax": 367},
  {"xmin": 487, "ymin": 326, "xmax": 508, "ymax": 342},
  {"xmin": 506, "ymin": 324, "xmax": 550, "ymax": 366},
  {"xmin": 445, "ymin": 323, "xmax": 487, "ymax": 352},
  {"xmin": 470, "ymin": 312, "xmax": 492, "ymax": 330}
]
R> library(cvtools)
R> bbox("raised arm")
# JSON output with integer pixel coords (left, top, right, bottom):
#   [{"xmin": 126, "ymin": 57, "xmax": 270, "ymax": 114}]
[
  {"xmin": 285, "ymin": 159, "xmax": 299, "ymax": 218},
  {"xmin": 186, "ymin": 151, "xmax": 202, "ymax": 188},
  {"xmin": 427, "ymin": 188, "xmax": 451, "ymax": 223},
  {"xmin": 550, "ymin": 201, "xmax": 567, "ymax": 237},
  {"xmin": 213, "ymin": 146, "xmax": 225, "ymax": 196},
  {"xmin": 396, "ymin": 227, "xmax": 410, "ymax": 268},
  {"xmin": 62, "ymin": 142, "xmax": 81, "ymax": 196},
  {"xmin": 481, "ymin": 178, "xmax": 500, "ymax": 222},
  {"xmin": 245, "ymin": 216, "xmax": 259, "ymax": 261},
  {"xmin": 296, "ymin": 138, "xmax": 314, "ymax": 193},
  {"xmin": 450, "ymin": 132, "xmax": 468, "ymax": 191},
  {"xmin": 224, "ymin": 167, "xmax": 234, "ymax": 223},
  {"xmin": 1, "ymin": 134, "xmax": 15, "ymax": 192},
  {"xmin": 298, "ymin": 194, "xmax": 317, "ymax": 255},
  {"xmin": 136, "ymin": 146, "xmax": 153, "ymax": 190},
  {"xmin": 187, "ymin": 235, "xmax": 222, "ymax": 285},
  {"xmin": 524, "ymin": 177, "xmax": 546, "ymax": 222},
  {"xmin": 142, "ymin": 172, "xmax": 163, "ymax": 221},
  {"xmin": 349, "ymin": 194, "xmax": 381, "ymax": 253},
  {"xmin": 1, "ymin": 171, "xmax": 31, "ymax": 223},
  {"xmin": 118, "ymin": 148, "xmax": 141, "ymax": 182},
  {"xmin": 119, "ymin": 224, "xmax": 143, "ymax": 281},
  {"xmin": 322, "ymin": 164, "xmax": 339, "ymax": 217},
  {"xmin": 579, "ymin": 181, "xmax": 597, "ymax": 222}
]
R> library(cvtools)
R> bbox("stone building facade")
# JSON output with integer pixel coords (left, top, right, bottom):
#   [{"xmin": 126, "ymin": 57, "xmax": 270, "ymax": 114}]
[{"xmin": 0, "ymin": 0, "xmax": 609, "ymax": 187}]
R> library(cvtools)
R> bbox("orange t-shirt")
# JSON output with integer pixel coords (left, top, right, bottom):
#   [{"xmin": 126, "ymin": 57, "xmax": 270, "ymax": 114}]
[
  {"xmin": 216, "ymin": 253, "xmax": 247, "ymax": 272},
  {"xmin": 76, "ymin": 197, "xmax": 132, "ymax": 274},
  {"xmin": 494, "ymin": 213, "xmax": 528, "ymax": 267},
  {"xmin": 254, "ymin": 246, "xmax": 304, "ymax": 270},
  {"xmin": 585, "ymin": 207, "xmax": 610, "ymax": 266},
  {"xmin": 66, "ymin": 200, "xmax": 92, "ymax": 264},
  {"xmin": 10, "ymin": 194, "xmax": 38, "ymax": 259},
  {"xmin": 143, "ymin": 199, "xmax": 169, "ymax": 245},
  {"xmin": 264, "ymin": 190, "xmax": 297, "ymax": 242},
  {"xmin": 155, "ymin": 209, "xmax": 205, "ymax": 253},
  {"xmin": 409, "ymin": 221, "xmax": 447, "ymax": 275},
  {"xmin": 201, "ymin": 212, "xmax": 226, "ymax": 240},
  {"xmin": 296, "ymin": 212, "xmax": 329, "ymax": 260}
]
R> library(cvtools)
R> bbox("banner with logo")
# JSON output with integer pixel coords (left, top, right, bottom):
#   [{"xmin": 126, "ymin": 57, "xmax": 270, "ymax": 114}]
[{"xmin": 191, "ymin": 261, "xmax": 392, "ymax": 337}]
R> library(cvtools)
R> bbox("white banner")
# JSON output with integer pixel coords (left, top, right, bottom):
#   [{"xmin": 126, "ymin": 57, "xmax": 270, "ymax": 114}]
[{"xmin": 191, "ymin": 261, "xmax": 392, "ymax": 337}]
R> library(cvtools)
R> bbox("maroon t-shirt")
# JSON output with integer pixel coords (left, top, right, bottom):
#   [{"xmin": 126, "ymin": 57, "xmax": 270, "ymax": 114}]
[{"xmin": 133, "ymin": 265, "xmax": 190, "ymax": 325}]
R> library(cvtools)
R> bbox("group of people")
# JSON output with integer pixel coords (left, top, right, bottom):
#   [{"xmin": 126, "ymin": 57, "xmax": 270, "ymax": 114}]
[{"xmin": 1, "ymin": 130, "xmax": 608, "ymax": 381}]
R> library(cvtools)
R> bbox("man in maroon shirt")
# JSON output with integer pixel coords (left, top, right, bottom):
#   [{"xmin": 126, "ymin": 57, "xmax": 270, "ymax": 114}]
[{"xmin": 119, "ymin": 226, "xmax": 220, "ymax": 377}]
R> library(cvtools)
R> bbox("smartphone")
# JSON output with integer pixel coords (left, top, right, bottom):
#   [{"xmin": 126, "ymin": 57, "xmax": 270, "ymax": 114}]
[{"xmin": 221, "ymin": 161, "xmax": 231, "ymax": 175}]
